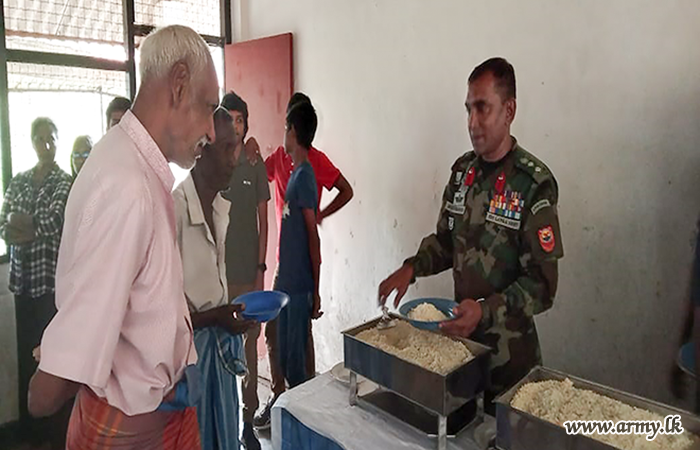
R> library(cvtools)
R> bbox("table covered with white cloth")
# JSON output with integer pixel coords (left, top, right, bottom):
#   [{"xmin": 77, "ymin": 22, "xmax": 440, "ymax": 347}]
[{"xmin": 271, "ymin": 371, "xmax": 494, "ymax": 450}]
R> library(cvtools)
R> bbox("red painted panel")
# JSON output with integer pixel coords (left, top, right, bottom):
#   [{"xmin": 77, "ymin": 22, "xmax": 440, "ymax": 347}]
[
  {"xmin": 224, "ymin": 34, "xmax": 294, "ymax": 363},
  {"xmin": 224, "ymin": 33, "xmax": 293, "ymax": 156}
]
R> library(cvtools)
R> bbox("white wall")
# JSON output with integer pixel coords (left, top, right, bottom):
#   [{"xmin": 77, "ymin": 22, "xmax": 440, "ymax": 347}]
[{"xmin": 233, "ymin": 0, "xmax": 700, "ymax": 408}]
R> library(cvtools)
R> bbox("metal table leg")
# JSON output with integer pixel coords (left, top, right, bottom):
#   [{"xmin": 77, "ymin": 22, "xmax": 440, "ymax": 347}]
[
  {"xmin": 477, "ymin": 391, "xmax": 485, "ymax": 424},
  {"xmin": 349, "ymin": 371, "xmax": 358, "ymax": 406},
  {"xmin": 438, "ymin": 414, "xmax": 447, "ymax": 450}
]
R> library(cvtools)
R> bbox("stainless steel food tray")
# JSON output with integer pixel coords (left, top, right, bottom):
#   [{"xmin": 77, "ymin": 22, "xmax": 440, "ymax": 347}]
[
  {"xmin": 495, "ymin": 366, "xmax": 700, "ymax": 450},
  {"xmin": 342, "ymin": 314, "xmax": 491, "ymax": 417}
]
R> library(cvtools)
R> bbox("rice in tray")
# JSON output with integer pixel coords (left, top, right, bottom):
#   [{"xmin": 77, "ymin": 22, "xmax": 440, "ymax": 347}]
[
  {"xmin": 510, "ymin": 378, "xmax": 697, "ymax": 450},
  {"xmin": 356, "ymin": 320, "xmax": 473, "ymax": 375}
]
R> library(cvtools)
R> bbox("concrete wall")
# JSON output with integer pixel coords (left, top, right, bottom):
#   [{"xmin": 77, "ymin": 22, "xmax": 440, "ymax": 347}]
[{"xmin": 232, "ymin": 0, "xmax": 700, "ymax": 408}]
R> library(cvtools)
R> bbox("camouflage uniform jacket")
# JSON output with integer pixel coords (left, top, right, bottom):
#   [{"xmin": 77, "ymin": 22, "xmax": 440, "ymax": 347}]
[{"xmin": 406, "ymin": 137, "xmax": 563, "ymax": 394}]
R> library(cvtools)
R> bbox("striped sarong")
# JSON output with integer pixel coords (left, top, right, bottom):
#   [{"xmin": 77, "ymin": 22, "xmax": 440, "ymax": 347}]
[{"xmin": 66, "ymin": 387, "xmax": 201, "ymax": 449}]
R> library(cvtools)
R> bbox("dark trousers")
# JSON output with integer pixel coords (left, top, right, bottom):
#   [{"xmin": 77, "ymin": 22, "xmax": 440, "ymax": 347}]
[
  {"xmin": 15, "ymin": 293, "xmax": 72, "ymax": 449},
  {"xmin": 277, "ymin": 292, "xmax": 313, "ymax": 389},
  {"xmin": 266, "ymin": 316, "xmax": 315, "ymax": 398}
]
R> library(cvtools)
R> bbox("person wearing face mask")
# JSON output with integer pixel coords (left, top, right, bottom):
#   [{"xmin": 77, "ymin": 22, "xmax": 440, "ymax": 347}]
[
  {"xmin": 71, "ymin": 135, "xmax": 93, "ymax": 177},
  {"xmin": 378, "ymin": 57, "xmax": 564, "ymax": 413},
  {"xmin": 0, "ymin": 116, "xmax": 73, "ymax": 449}
]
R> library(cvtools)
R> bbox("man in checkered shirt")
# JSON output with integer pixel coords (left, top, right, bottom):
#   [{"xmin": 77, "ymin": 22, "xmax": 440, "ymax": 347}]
[{"xmin": 0, "ymin": 116, "xmax": 72, "ymax": 449}]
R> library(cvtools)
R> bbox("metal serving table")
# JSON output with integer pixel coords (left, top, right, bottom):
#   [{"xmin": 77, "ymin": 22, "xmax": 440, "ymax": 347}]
[
  {"xmin": 342, "ymin": 315, "xmax": 492, "ymax": 450},
  {"xmin": 495, "ymin": 366, "xmax": 700, "ymax": 450}
]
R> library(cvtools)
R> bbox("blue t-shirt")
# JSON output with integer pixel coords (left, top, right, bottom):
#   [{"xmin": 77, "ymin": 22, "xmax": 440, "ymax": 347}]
[{"xmin": 275, "ymin": 160, "xmax": 318, "ymax": 295}]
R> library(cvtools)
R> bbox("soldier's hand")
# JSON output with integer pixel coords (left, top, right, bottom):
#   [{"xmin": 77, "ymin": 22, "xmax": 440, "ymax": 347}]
[
  {"xmin": 440, "ymin": 299, "xmax": 482, "ymax": 337},
  {"xmin": 378, "ymin": 263, "xmax": 414, "ymax": 308}
]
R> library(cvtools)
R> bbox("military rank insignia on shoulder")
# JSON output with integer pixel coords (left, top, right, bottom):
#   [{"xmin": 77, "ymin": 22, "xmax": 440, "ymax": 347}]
[{"xmin": 514, "ymin": 147, "xmax": 553, "ymax": 185}]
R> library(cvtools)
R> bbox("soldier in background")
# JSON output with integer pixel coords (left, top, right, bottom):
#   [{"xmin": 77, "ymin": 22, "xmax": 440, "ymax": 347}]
[{"xmin": 379, "ymin": 57, "xmax": 563, "ymax": 411}]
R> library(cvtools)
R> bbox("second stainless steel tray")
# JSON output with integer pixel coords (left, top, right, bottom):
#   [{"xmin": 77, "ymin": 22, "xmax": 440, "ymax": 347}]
[{"xmin": 495, "ymin": 366, "xmax": 700, "ymax": 450}]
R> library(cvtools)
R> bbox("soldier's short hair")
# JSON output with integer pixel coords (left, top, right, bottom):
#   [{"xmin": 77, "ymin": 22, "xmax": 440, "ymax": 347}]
[{"xmin": 469, "ymin": 57, "xmax": 516, "ymax": 102}]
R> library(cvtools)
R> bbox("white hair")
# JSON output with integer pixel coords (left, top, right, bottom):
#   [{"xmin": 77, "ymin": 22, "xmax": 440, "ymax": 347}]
[{"xmin": 139, "ymin": 25, "xmax": 213, "ymax": 83}]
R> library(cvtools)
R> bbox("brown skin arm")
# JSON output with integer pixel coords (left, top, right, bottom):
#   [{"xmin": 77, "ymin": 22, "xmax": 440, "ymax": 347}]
[
  {"xmin": 378, "ymin": 263, "xmax": 414, "ymax": 307},
  {"xmin": 318, "ymin": 173, "xmax": 353, "ymax": 225},
  {"xmin": 5, "ymin": 224, "xmax": 36, "ymax": 244},
  {"xmin": 5, "ymin": 213, "xmax": 36, "ymax": 244},
  {"xmin": 302, "ymin": 208, "xmax": 323, "ymax": 319},
  {"xmin": 255, "ymin": 201, "xmax": 269, "ymax": 291},
  {"xmin": 28, "ymin": 370, "xmax": 80, "ymax": 417},
  {"xmin": 190, "ymin": 304, "xmax": 255, "ymax": 335}
]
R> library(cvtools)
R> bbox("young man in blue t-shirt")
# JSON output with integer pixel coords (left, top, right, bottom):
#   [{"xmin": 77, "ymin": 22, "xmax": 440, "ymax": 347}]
[{"xmin": 274, "ymin": 101, "xmax": 323, "ymax": 388}]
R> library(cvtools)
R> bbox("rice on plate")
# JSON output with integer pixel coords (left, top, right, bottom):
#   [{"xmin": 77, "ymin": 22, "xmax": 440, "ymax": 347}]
[{"xmin": 408, "ymin": 303, "xmax": 449, "ymax": 322}]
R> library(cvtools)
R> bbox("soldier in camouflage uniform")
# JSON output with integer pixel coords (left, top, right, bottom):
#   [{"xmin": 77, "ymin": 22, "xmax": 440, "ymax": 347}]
[{"xmin": 379, "ymin": 57, "xmax": 563, "ymax": 406}]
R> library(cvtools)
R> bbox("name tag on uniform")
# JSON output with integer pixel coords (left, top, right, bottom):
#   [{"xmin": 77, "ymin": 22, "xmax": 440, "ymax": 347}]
[
  {"xmin": 445, "ymin": 202, "xmax": 466, "ymax": 215},
  {"xmin": 453, "ymin": 190, "xmax": 466, "ymax": 207},
  {"xmin": 485, "ymin": 191, "xmax": 523, "ymax": 230}
]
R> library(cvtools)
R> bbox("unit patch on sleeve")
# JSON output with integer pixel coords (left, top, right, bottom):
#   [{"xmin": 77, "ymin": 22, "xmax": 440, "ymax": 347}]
[{"xmin": 538, "ymin": 225, "xmax": 556, "ymax": 253}]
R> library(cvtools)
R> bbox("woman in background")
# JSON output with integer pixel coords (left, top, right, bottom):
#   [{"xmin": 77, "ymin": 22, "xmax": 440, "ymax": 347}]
[{"xmin": 71, "ymin": 135, "xmax": 92, "ymax": 177}]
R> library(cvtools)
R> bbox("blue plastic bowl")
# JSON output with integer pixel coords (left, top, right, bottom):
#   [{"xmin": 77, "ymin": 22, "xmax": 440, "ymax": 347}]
[
  {"xmin": 398, "ymin": 298, "xmax": 458, "ymax": 330},
  {"xmin": 232, "ymin": 290, "xmax": 290, "ymax": 322}
]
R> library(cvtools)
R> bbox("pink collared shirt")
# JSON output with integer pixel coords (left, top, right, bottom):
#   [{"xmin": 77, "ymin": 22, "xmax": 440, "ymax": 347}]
[{"xmin": 40, "ymin": 111, "xmax": 197, "ymax": 416}]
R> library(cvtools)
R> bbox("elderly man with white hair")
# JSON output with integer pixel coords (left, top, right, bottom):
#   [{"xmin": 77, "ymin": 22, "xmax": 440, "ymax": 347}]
[{"xmin": 27, "ymin": 25, "xmax": 223, "ymax": 449}]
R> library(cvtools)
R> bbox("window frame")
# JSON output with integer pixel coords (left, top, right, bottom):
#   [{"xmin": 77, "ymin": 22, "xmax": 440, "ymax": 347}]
[{"xmin": 0, "ymin": 0, "xmax": 231, "ymax": 262}]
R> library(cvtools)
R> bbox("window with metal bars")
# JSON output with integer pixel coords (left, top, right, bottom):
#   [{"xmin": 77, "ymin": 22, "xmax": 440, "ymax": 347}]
[{"xmin": 0, "ymin": 0, "xmax": 230, "ymax": 260}]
